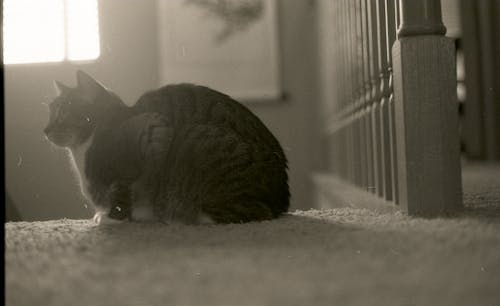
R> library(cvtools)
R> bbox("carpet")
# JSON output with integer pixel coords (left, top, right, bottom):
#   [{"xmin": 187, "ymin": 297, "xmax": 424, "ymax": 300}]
[{"xmin": 5, "ymin": 164, "xmax": 500, "ymax": 306}]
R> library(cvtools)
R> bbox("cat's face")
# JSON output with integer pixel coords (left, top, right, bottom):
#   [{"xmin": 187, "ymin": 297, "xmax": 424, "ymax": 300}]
[
  {"xmin": 44, "ymin": 89, "xmax": 95, "ymax": 148},
  {"xmin": 44, "ymin": 71, "xmax": 105, "ymax": 148}
]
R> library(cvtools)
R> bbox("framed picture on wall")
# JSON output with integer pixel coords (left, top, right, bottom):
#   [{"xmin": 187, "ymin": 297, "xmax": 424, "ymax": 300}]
[{"xmin": 157, "ymin": 0, "xmax": 281, "ymax": 102}]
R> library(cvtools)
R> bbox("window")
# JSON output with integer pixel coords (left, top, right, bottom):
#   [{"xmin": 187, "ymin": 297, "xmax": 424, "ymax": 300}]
[{"xmin": 3, "ymin": 0, "xmax": 100, "ymax": 64}]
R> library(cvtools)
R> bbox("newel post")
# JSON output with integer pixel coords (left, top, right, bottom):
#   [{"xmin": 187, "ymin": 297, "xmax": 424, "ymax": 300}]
[{"xmin": 392, "ymin": 0, "xmax": 463, "ymax": 216}]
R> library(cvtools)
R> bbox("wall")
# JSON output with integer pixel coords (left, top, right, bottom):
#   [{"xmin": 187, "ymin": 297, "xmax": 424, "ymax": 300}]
[
  {"xmin": 245, "ymin": 0, "xmax": 323, "ymax": 211},
  {"xmin": 441, "ymin": 0, "xmax": 462, "ymax": 37},
  {"xmin": 460, "ymin": 0, "xmax": 500, "ymax": 160},
  {"xmin": 5, "ymin": 0, "xmax": 323, "ymax": 220}
]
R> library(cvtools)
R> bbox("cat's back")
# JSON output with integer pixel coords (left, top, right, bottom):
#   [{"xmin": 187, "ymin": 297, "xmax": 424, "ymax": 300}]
[
  {"xmin": 133, "ymin": 83, "xmax": 285, "ymax": 156},
  {"xmin": 133, "ymin": 83, "xmax": 245, "ymax": 123}
]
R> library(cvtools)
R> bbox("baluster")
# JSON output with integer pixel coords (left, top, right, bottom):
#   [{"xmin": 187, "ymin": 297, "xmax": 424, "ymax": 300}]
[
  {"xmin": 373, "ymin": 0, "xmax": 386, "ymax": 197},
  {"xmin": 348, "ymin": 0, "xmax": 356, "ymax": 184},
  {"xmin": 352, "ymin": 0, "xmax": 358, "ymax": 186},
  {"xmin": 366, "ymin": 0, "xmax": 379, "ymax": 194},
  {"xmin": 387, "ymin": 0, "xmax": 399, "ymax": 203},
  {"xmin": 360, "ymin": 0, "xmax": 371, "ymax": 190},
  {"xmin": 329, "ymin": 0, "xmax": 337, "ymax": 175},
  {"xmin": 394, "ymin": 0, "xmax": 400, "ymax": 30},
  {"xmin": 342, "ymin": 0, "xmax": 349, "ymax": 181},
  {"xmin": 364, "ymin": 0, "xmax": 376, "ymax": 193},
  {"xmin": 353, "ymin": 0, "xmax": 364, "ymax": 189},
  {"xmin": 340, "ymin": 0, "xmax": 348, "ymax": 181},
  {"xmin": 338, "ymin": 0, "xmax": 347, "ymax": 179},
  {"xmin": 333, "ymin": 0, "xmax": 340, "ymax": 176},
  {"xmin": 357, "ymin": 0, "xmax": 365, "ymax": 188},
  {"xmin": 337, "ymin": 0, "xmax": 343, "ymax": 179},
  {"xmin": 379, "ymin": 0, "xmax": 396, "ymax": 202}
]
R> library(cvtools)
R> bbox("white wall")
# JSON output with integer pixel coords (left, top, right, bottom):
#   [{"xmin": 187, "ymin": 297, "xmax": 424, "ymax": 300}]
[
  {"xmin": 248, "ymin": 0, "xmax": 324, "ymax": 211},
  {"xmin": 441, "ymin": 0, "xmax": 462, "ymax": 38}
]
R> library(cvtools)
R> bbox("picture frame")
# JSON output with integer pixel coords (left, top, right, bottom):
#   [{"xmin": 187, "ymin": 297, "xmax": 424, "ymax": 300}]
[{"xmin": 157, "ymin": 0, "xmax": 282, "ymax": 102}]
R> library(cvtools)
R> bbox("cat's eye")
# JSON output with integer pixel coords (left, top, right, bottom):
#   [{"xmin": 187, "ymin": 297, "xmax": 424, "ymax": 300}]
[{"xmin": 58, "ymin": 107, "xmax": 68, "ymax": 117}]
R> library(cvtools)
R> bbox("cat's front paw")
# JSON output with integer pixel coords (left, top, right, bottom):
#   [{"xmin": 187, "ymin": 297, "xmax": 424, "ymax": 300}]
[{"xmin": 93, "ymin": 211, "xmax": 124, "ymax": 225}]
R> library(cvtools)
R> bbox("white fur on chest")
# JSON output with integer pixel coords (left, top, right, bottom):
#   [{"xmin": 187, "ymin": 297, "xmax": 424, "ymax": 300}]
[{"xmin": 68, "ymin": 134, "xmax": 94, "ymax": 200}]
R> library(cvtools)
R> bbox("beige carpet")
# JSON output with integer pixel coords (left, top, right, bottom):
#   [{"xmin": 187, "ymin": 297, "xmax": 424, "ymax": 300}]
[{"xmin": 6, "ymin": 164, "xmax": 500, "ymax": 306}]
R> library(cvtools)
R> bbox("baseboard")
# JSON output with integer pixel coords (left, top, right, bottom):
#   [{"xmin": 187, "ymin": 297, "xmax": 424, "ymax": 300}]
[{"xmin": 312, "ymin": 172, "xmax": 399, "ymax": 213}]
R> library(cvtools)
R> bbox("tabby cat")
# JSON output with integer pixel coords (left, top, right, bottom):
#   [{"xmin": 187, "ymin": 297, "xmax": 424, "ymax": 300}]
[{"xmin": 44, "ymin": 70, "xmax": 289, "ymax": 224}]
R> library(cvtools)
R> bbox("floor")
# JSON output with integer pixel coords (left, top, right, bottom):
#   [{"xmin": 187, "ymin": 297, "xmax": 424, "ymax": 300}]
[{"xmin": 5, "ymin": 164, "xmax": 500, "ymax": 306}]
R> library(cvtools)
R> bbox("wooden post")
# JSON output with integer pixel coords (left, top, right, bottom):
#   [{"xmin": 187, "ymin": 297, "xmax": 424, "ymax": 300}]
[{"xmin": 392, "ymin": 0, "xmax": 463, "ymax": 216}]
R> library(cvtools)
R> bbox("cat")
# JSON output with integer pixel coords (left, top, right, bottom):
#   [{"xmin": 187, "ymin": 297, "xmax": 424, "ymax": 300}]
[{"xmin": 44, "ymin": 70, "xmax": 289, "ymax": 225}]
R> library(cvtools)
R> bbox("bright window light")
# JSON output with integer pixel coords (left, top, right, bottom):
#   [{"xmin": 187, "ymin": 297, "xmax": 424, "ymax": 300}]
[
  {"xmin": 3, "ymin": 0, "xmax": 100, "ymax": 64},
  {"xmin": 66, "ymin": 0, "xmax": 100, "ymax": 61}
]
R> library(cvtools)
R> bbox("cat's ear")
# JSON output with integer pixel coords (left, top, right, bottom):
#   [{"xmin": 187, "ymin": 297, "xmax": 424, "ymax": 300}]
[
  {"xmin": 76, "ymin": 70, "xmax": 106, "ymax": 102},
  {"xmin": 53, "ymin": 80, "xmax": 71, "ymax": 96}
]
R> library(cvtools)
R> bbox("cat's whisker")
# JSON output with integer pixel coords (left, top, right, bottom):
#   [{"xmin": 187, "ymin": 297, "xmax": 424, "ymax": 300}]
[
  {"xmin": 17, "ymin": 155, "xmax": 23, "ymax": 167},
  {"xmin": 48, "ymin": 141, "xmax": 61, "ymax": 152},
  {"xmin": 42, "ymin": 95, "xmax": 52, "ymax": 105}
]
